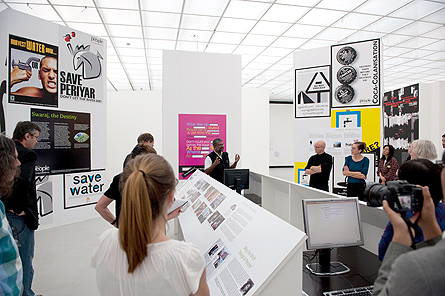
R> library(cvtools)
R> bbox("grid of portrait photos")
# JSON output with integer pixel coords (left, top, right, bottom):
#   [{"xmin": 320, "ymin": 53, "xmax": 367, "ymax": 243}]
[{"xmin": 180, "ymin": 178, "xmax": 227, "ymax": 230}]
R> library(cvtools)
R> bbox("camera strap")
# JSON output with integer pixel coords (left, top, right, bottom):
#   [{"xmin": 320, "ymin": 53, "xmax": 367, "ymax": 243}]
[{"xmin": 401, "ymin": 214, "xmax": 421, "ymax": 250}]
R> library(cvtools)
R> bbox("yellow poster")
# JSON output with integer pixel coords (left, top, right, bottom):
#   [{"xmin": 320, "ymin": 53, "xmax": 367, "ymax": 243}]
[{"xmin": 330, "ymin": 108, "xmax": 380, "ymax": 153}]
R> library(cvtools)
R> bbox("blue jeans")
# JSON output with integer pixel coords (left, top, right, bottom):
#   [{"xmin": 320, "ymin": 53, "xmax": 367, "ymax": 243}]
[{"xmin": 7, "ymin": 213, "xmax": 35, "ymax": 296}]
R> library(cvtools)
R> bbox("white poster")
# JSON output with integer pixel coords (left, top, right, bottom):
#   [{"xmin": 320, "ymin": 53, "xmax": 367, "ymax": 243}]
[
  {"xmin": 64, "ymin": 170, "xmax": 106, "ymax": 209},
  {"xmin": 295, "ymin": 65, "xmax": 330, "ymax": 118},
  {"xmin": 309, "ymin": 127, "xmax": 362, "ymax": 157},
  {"xmin": 176, "ymin": 170, "xmax": 306, "ymax": 296},
  {"xmin": 331, "ymin": 39, "xmax": 381, "ymax": 108}
]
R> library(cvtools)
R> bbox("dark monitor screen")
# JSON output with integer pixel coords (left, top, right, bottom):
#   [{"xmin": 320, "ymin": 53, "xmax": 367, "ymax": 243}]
[
  {"xmin": 224, "ymin": 169, "xmax": 249, "ymax": 193},
  {"xmin": 302, "ymin": 197, "xmax": 364, "ymax": 275}
]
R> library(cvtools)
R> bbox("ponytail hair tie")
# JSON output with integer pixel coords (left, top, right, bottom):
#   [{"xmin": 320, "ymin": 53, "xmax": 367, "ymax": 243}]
[{"xmin": 138, "ymin": 170, "xmax": 146, "ymax": 177}]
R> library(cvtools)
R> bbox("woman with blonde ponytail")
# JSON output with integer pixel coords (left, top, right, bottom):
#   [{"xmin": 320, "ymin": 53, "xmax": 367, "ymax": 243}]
[{"xmin": 92, "ymin": 154, "xmax": 209, "ymax": 296}]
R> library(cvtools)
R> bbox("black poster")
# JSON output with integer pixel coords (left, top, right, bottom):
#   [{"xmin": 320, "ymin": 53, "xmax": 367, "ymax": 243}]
[
  {"xmin": 31, "ymin": 108, "xmax": 91, "ymax": 175},
  {"xmin": 9, "ymin": 35, "xmax": 59, "ymax": 107},
  {"xmin": 383, "ymin": 84, "xmax": 419, "ymax": 164}
]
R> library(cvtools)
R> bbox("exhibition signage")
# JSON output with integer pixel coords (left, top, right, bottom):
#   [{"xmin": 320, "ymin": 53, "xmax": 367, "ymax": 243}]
[
  {"xmin": 178, "ymin": 114, "xmax": 226, "ymax": 179},
  {"xmin": 295, "ymin": 65, "xmax": 331, "ymax": 118},
  {"xmin": 331, "ymin": 39, "xmax": 381, "ymax": 108},
  {"xmin": 177, "ymin": 170, "xmax": 306, "ymax": 296},
  {"xmin": 383, "ymin": 84, "xmax": 419, "ymax": 164},
  {"xmin": 64, "ymin": 170, "xmax": 106, "ymax": 209},
  {"xmin": 31, "ymin": 108, "xmax": 91, "ymax": 175}
]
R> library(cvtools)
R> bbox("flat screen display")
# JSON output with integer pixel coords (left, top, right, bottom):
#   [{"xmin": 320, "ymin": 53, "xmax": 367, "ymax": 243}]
[{"xmin": 303, "ymin": 197, "xmax": 364, "ymax": 250}]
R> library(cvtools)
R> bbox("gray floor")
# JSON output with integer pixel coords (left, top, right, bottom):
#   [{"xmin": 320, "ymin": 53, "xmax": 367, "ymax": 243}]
[
  {"xmin": 32, "ymin": 168, "xmax": 294, "ymax": 295},
  {"xmin": 33, "ymin": 217, "xmax": 109, "ymax": 295}
]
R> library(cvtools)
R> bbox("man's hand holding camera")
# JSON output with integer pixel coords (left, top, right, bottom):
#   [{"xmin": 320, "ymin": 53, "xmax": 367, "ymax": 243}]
[{"xmin": 383, "ymin": 186, "xmax": 442, "ymax": 247}]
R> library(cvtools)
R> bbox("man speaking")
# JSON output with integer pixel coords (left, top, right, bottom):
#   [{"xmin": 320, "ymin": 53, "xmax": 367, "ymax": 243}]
[
  {"xmin": 204, "ymin": 138, "xmax": 240, "ymax": 184},
  {"xmin": 304, "ymin": 140, "xmax": 332, "ymax": 192}
]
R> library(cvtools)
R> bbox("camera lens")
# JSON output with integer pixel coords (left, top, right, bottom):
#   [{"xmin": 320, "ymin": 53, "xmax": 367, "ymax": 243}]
[{"xmin": 363, "ymin": 182, "xmax": 389, "ymax": 207}]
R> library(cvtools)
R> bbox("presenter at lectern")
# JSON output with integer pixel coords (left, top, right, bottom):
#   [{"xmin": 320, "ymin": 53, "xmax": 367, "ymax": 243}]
[{"xmin": 204, "ymin": 138, "xmax": 240, "ymax": 183}]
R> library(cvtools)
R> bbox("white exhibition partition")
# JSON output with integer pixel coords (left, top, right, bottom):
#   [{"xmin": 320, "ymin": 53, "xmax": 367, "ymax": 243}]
[
  {"xmin": 2, "ymin": 9, "xmax": 107, "ymax": 229},
  {"xmin": 177, "ymin": 170, "xmax": 306, "ymax": 296},
  {"xmin": 245, "ymin": 171, "xmax": 388, "ymax": 255}
]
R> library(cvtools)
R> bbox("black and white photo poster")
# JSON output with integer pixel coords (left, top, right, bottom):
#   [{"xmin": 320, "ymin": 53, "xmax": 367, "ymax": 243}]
[
  {"xmin": 331, "ymin": 39, "xmax": 381, "ymax": 108},
  {"xmin": 295, "ymin": 65, "xmax": 331, "ymax": 118}
]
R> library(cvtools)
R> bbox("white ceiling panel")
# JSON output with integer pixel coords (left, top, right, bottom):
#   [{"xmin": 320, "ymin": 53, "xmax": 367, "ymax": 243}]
[
  {"xmin": 107, "ymin": 25, "xmax": 142, "ymax": 38},
  {"xmin": 100, "ymin": 8, "xmax": 141, "ymax": 26},
  {"xmin": 392, "ymin": 21, "xmax": 442, "ymax": 36},
  {"xmin": 141, "ymin": 11, "xmax": 181, "ymax": 28},
  {"xmin": 331, "ymin": 13, "xmax": 382, "ymax": 30},
  {"xmin": 283, "ymin": 23, "xmax": 325, "ymax": 39},
  {"xmin": 96, "ymin": 0, "xmax": 139, "ymax": 10},
  {"xmin": 354, "ymin": 0, "xmax": 411, "ymax": 16},
  {"xmin": 389, "ymin": 0, "xmax": 445, "ymax": 20},
  {"xmin": 316, "ymin": 0, "xmax": 367, "ymax": 11},
  {"xmin": 178, "ymin": 29, "xmax": 213, "ymax": 42},
  {"xmin": 176, "ymin": 41, "xmax": 207, "ymax": 52},
  {"xmin": 205, "ymin": 43, "xmax": 238, "ymax": 54},
  {"xmin": 261, "ymin": 4, "xmax": 310, "ymax": 22},
  {"xmin": 241, "ymin": 34, "xmax": 277, "ymax": 47},
  {"xmin": 216, "ymin": 18, "xmax": 257, "ymax": 33},
  {"xmin": 180, "ymin": 14, "xmax": 219, "ymax": 31},
  {"xmin": 2, "ymin": 0, "xmax": 442, "ymax": 101},
  {"xmin": 224, "ymin": 1, "xmax": 271, "ymax": 19},
  {"xmin": 298, "ymin": 8, "xmax": 348, "ymax": 26},
  {"xmin": 250, "ymin": 21, "xmax": 291, "ymax": 36},
  {"xmin": 270, "ymin": 37, "xmax": 307, "ymax": 49},
  {"xmin": 66, "ymin": 22, "xmax": 108, "ymax": 37},
  {"xmin": 420, "ymin": 7, "xmax": 445, "ymax": 23},
  {"xmin": 315, "ymin": 27, "xmax": 357, "ymax": 42},
  {"xmin": 8, "ymin": 3, "xmax": 62, "ymax": 21},
  {"xmin": 363, "ymin": 17, "xmax": 412, "ymax": 33},
  {"xmin": 183, "ymin": 0, "xmax": 229, "ymax": 16},
  {"xmin": 140, "ymin": 0, "xmax": 183, "ymax": 13}
]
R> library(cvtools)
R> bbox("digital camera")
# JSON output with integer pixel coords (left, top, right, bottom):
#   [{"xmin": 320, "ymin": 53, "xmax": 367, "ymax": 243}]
[{"xmin": 362, "ymin": 180, "xmax": 423, "ymax": 212}]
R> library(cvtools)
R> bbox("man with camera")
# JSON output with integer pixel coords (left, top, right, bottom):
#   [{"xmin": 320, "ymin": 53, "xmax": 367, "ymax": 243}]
[
  {"xmin": 364, "ymin": 159, "xmax": 445, "ymax": 261},
  {"xmin": 372, "ymin": 153, "xmax": 445, "ymax": 296}
]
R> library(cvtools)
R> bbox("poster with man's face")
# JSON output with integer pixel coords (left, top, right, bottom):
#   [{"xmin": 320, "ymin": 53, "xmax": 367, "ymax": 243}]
[{"xmin": 9, "ymin": 34, "xmax": 59, "ymax": 107}]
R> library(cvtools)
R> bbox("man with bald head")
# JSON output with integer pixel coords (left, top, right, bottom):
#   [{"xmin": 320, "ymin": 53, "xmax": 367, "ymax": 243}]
[{"xmin": 304, "ymin": 140, "xmax": 332, "ymax": 192}]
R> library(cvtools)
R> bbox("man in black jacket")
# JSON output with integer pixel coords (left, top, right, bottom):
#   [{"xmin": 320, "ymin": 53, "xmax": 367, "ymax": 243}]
[
  {"xmin": 4, "ymin": 121, "xmax": 41, "ymax": 296},
  {"xmin": 304, "ymin": 140, "xmax": 332, "ymax": 192},
  {"xmin": 204, "ymin": 138, "xmax": 240, "ymax": 183}
]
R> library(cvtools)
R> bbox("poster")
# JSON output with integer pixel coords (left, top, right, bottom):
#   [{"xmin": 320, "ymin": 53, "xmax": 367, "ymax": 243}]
[
  {"xmin": 9, "ymin": 34, "xmax": 59, "ymax": 107},
  {"xmin": 31, "ymin": 108, "xmax": 91, "ymax": 175},
  {"xmin": 64, "ymin": 170, "xmax": 106, "ymax": 209},
  {"xmin": 295, "ymin": 65, "xmax": 330, "ymax": 118},
  {"xmin": 383, "ymin": 84, "xmax": 419, "ymax": 164},
  {"xmin": 177, "ymin": 170, "xmax": 306, "ymax": 296},
  {"xmin": 178, "ymin": 114, "xmax": 226, "ymax": 179},
  {"xmin": 58, "ymin": 30, "xmax": 104, "ymax": 104},
  {"xmin": 331, "ymin": 39, "xmax": 381, "ymax": 108}
]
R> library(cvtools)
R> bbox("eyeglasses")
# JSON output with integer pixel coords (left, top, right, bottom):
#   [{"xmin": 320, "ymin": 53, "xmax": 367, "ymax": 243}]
[{"xmin": 30, "ymin": 134, "xmax": 39, "ymax": 140}]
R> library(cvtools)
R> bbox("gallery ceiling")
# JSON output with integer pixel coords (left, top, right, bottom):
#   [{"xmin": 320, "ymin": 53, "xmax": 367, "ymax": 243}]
[{"xmin": 1, "ymin": 0, "xmax": 444, "ymax": 102}]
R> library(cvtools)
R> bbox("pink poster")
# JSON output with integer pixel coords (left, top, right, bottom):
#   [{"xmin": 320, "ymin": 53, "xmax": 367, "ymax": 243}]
[{"xmin": 178, "ymin": 114, "xmax": 226, "ymax": 179}]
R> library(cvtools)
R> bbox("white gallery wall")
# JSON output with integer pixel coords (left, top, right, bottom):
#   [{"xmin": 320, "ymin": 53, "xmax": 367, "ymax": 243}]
[
  {"xmin": 269, "ymin": 103, "xmax": 294, "ymax": 166},
  {"xmin": 106, "ymin": 90, "xmax": 162, "ymax": 179},
  {"xmin": 241, "ymin": 88, "xmax": 269, "ymax": 175},
  {"xmin": 162, "ymin": 50, "xmax": 242, "ymax": 178},
  {"xmin": 418, "ymin": 81, "xmax": 445, "ymax": 154}
]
